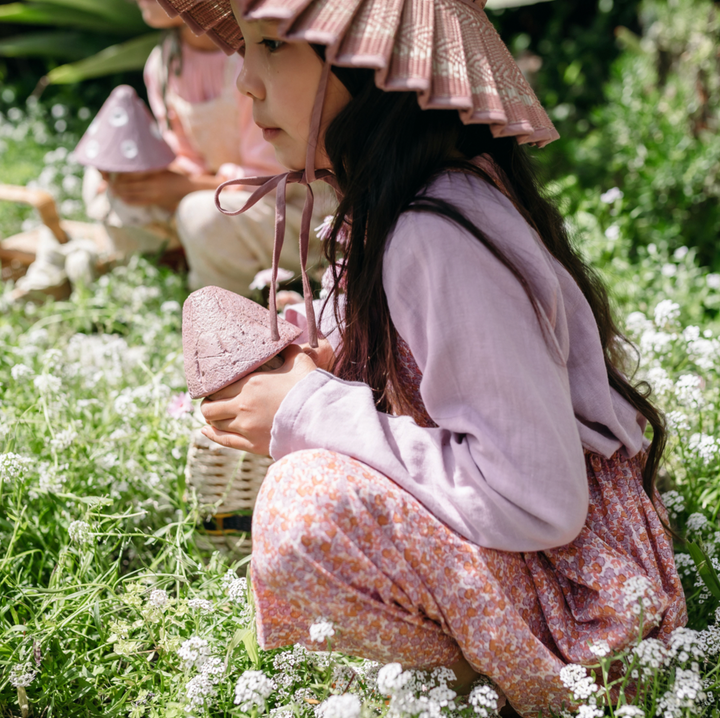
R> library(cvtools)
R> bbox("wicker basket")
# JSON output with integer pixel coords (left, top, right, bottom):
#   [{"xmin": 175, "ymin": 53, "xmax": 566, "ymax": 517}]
[{"xmin": 186, "ymin": 428, "xmax": 273, "ymax": 555}]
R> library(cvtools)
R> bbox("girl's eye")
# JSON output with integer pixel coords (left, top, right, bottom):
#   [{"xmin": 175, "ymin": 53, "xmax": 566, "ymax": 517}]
[{"xmin": 259, "ymin": 38, "xmax": 283, "ymax": 53}]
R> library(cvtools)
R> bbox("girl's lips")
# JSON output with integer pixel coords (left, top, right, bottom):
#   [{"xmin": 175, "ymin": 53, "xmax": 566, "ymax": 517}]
[{"xmin": 261, "ymin": 127, "xmax": 281, "ymax": 141}]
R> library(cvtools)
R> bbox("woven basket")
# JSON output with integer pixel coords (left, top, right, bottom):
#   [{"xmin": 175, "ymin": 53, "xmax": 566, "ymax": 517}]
[{"xmin": 186, "ymin": 428, "xmax": 273, "ymax": 555}]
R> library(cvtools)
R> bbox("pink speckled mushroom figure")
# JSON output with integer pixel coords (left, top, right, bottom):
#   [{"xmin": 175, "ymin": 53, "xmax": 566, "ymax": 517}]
[
  {"xmin": 182, "ymin": 286, "xmax": 302, "ymax": 399},
  {"xmin": 75, "ymin": 85, "xmax": 175, "ymax": 173}
]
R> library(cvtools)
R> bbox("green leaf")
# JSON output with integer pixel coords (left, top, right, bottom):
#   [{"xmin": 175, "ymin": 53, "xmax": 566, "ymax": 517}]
[
  {"xmin": 0, "ymin": 31, "xmax": 109, "ymax": 60},
  {"xmin": 242, "ymin": 626, "xmax": 260, "ymax": 668},
  {"xmin": 46, "ymin": 32, "xmax": 161, "ymax": 84},
  {"xmin": 0, "ymin": 3, "xmax": 138, "ymax": 34},
  {"xmin": 37, "ymin": 0, "xmax": 147, "ymax": 27},
  {"xmin": 687, "ymin": 541, "xmax": 720, "ymax": 601}
]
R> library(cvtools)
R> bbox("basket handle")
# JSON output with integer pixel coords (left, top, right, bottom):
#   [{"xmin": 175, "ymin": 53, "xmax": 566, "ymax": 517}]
[{"xmin": 0, "ymin": 184, "xmax": 68, "ymax": 243}]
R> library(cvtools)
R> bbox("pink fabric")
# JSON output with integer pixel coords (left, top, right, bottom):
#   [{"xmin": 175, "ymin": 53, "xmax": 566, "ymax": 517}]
[
  {"xmin": 251, "ymin": 447, "xmax": 685, "ymax": 718},
  {"xmin": 271, "ymin": 171, "xmax": 649, "ymax": 552},
  {"xmin": 144, "ymin": 39, "xmax": 282, "ymax": 179}
]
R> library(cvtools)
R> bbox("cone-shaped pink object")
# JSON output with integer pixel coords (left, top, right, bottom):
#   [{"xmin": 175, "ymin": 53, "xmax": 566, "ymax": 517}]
[
  {"xmin": 183, "ymin": 286, "xmax": 303, "ymax": 399},
  {"xmin": 75, "ymin": 85, "xmax": 176, "ymax": 173}
]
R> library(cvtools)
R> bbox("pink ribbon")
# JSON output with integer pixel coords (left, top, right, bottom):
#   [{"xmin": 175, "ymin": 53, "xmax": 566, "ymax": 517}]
[{"xmin": 214, "ymin": 62, "xmax": 336, "ymax": 349}]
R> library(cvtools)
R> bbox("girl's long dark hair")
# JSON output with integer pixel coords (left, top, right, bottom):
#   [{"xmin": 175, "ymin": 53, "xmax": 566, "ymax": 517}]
[{"xmin": 321, "ymin": 69, "xmax": 665, "ymax": 501}]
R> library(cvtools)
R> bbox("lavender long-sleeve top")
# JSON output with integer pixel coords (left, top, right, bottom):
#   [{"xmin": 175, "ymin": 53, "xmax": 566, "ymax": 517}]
[{"xmin": 271, "ymin": 171, "xmax": 646, "ymax": 552}]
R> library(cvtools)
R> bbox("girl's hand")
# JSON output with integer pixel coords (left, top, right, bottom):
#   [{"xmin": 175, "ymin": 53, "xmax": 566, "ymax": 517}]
[
  {"xmin": 298, "ymin": 336, "xmax": 335, "ymax": 373},
  {"xmin": 103, "ymin": 169, "xmax": 221, "ymax": 212},
  {"xmin": 200, "ymin": 344, "xmax": 316, "ymax": 455}
]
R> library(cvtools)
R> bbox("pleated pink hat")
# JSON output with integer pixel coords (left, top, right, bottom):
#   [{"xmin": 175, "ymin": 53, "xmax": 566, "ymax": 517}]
[
  {"xmin": 156, "ymin": 0, "xmax": 558, "ymax": 147},
  {"xmin": 75, "ymin": 85, "xmax": 176, "ymax": 173},
  {"xmin": 160, "ymin": 0, "xmax": 558, "ymax": 350}
]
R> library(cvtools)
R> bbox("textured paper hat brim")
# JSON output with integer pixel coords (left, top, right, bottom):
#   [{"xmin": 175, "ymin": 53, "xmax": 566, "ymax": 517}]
[{"xmin": 157, "ymin": 0, "xmax": 558, "ymax": 147}]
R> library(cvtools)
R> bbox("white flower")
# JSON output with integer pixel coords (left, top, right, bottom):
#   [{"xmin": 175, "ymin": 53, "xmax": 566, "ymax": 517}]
[
  {"xmin": 661, "ymin": 490, "xmax": 685, "ymax": 518},
  {"xmin": 33, "ymin": 373, "xmax": 62, "ymax": 393},
  {"xmin": 625, "ymin": 311, "xmax": 651, "ymax": 335},
  {"xmin": 605, "ymin": 224, "xmax": 620, "ymax": 241},
  {"xmin": 615, "ymin": 706, "xmax": 645, "ymax": 717},
  {"xmin": 188, "ymin": 598, "xmax": 214, "ymax": 613},
  {"xmin": 249, "ymin": 267, "xmax": 294, "ymax": 291},
  {"xmin": 559, "ymin": 663, "xmax": 588, "ymax": 689},
  {"xmin": 10, "ymin": 363, "xmax": 33, "ymax": 381},
  {"xmin": 160, "ymin": 300, "xmax": 181, "ymax": 314},
  {"xmin": 675, "ymin": 374, "xmax": 704, "ymax": 407},
  {"xmin": 600, "ymin": 187, "xmax": 624, "ymax": 203},
  {"xmin": 667, "ymin": 627, "xmax": 705, "ymax": 663},
  {"xmin": 377, "ymin": 663, "xmax": 410, "ymax": 695},
  {"xmin": 178, "ymin": 636, "xmax": 211, "ymax": 669},
  {"xmin": 234, "ymin": 670, "xmax": 275, "ymax": 710},
  {"xmin": 317, "ymin": 694, "xmax": 362, "ymax": 718},
  {"xmin": 226, "ymin": 575, "xmax": 248, "ymax": 603},
  {"xmin": 148, "ymin": 589, "xmax": 168, "ymax": 608},
  {"xmin": 50, "ymin": 428, "xmax": 77, "ymax": 452},
  {"xmin": 673, "ymin": 553, "xmax": 697, "ymax": 581},
  {"xmin": 674, "ymin": 246, "xmax": 689, "ymax": 261},
  {"xmin": 315, "ymin": 215, "xmax": 335, "ymax": 241},
  {"xmin": 646, "ymin": 367, "xmax": 673, "ymax": 396},
  {"xmin": 588, "ymin": 639, "xmax": 610, "ymax": 657},
  {"xmin": 622, "ymin": 575, "xmax": 655, "ymax": 615},
  {"xmin": 653, "ymin": 300, "xmax": 681, "ymax": 328},
  {"xmin": 687, "ymin": 434, "xmax": 719, "ymax": 465},
  {"xmin": 185, "ymin": 673, "xmax": 217, "ymax": 710},
  {"xmin": 661, "ymin": 263, "xmax": 677, "ymax": 277},
  {"xmin": 309, "ymin": 618, "xmax": 335, "ymax": 643},
  {"xmin": 685, "ymin": 512, "xmax": 712, "ymax": 536},
  {"xmin": 639, "ymin": 330, "xmax": 674, "ymax": 356},
  {"xmin": 0, "ymin": 452, "xmax": 31, "ymax": 483},
  {"xmin": 665, "ymin": 411, "xmax": 690, "ymax": 433},
  {"xmin": 68, "ymin": 520, "xmax": 91, "ymax": 544},
  {"xmin": 706, "ymin": 273, "xmax": 720, "ymax": 290},
  {"xmin": 9, "ymin": 663, "xmax": 37, "ymax": 688},
  {"xmin": 576, "ymin": 706, "xmax": 603, "ymax": 718},
  {"xmin": 468, "ymin": 684, "xmax": 499, "ymax": 717},
  {"xmin": 632, "ymin": 637, "xmax": 668, "ymax": 673}
]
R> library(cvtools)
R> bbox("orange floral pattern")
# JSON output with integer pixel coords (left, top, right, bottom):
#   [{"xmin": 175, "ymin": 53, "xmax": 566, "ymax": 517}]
[{"xmin": 251, "ymin": 349, "xmax": 687, "ymax": 717}]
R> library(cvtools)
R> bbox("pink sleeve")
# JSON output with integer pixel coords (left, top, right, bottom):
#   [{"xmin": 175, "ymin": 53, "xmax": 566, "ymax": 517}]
[
  {"xmin": 144, "ymin": 45, "xmax": 207, "ymax": 176},
  {"xmin": 270, "ymin": 188, "xmax": 589, "ymax": 552}
]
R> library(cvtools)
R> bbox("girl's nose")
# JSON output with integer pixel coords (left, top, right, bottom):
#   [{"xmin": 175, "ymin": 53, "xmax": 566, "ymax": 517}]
[{"xmin": 236, "ymin": 56, "xmax": 265, "ymax": 101}]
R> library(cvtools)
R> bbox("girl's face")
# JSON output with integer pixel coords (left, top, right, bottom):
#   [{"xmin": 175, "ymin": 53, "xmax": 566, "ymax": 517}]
[
  {"xmin": 137, "ymin": 0, "xmax": 184, "ymax": 28},
  {"xmin": 231, "ymin": 4, "xmax": 352, "ymax": 171}
]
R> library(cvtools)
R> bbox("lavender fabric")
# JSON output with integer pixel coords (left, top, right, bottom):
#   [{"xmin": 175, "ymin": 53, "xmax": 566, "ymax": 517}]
[{"xmin": 271, "ymin": 172, "xmax": 646, "ymax": 553}]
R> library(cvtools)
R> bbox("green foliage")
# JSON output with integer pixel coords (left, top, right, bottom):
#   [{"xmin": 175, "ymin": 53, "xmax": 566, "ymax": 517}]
[{"xmin": 549, "ymin": 0, "xmax": 720, "ymax": 267}]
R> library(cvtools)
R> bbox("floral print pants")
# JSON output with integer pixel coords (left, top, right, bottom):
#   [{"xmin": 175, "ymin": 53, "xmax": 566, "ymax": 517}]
[{"xmin": 251, "ymin": 449, "xmax": 686, "ymax": 717}]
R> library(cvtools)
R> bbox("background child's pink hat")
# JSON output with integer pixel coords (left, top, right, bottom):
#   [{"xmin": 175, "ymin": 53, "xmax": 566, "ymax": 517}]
[
  {"xmin": 156, "ymin": 0, "xmax": 558, "ymax": 147},
  {"xmin": 75, "ymin": 85, "xmax": 176, "ymax": 173}
]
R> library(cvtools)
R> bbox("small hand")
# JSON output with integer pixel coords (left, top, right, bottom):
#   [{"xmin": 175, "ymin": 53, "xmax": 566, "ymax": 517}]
[
  {"xmin": 299, "ymin": 336, "xmax": 335, "ymax": 373},
  {"xmin": 200, "ymin": 344, "xmax": 316, "ymax": 455},
  {"xmin": 103, "ymin": 169, "xmax": 219, "ymax": 211}
]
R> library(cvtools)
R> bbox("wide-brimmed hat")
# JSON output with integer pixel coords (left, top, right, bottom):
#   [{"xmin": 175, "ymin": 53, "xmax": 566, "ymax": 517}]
[
  {"xmin": 157, "ymin": 0, "xmax": 557, "ymax": 147},
  {"xmin": 75, "ymin": 85, "xmax": 175, "ymax": 173}
]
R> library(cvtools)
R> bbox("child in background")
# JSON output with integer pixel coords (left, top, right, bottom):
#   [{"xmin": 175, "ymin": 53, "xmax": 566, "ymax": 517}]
[{"xmin": 83, "ymin": 0, "xmax": 330, "ymax": 296}]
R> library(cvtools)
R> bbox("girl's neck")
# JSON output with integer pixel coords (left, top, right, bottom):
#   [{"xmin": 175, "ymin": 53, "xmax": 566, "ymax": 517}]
[{"xmin": 180, "ymin": 25, "xmax": 221, "ymax": 52}]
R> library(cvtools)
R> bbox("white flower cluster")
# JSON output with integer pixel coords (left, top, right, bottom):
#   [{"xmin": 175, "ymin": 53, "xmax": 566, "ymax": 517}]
[
  {"xmin": 50, "ymin": 428, "xmax": 77, "ymax": 452},
  {"xmin": 674, "ymin": 374, "xmax": 704, "ymax": 407},
  {"xmin": 33, "ymin": 372, "xmax": 62, "ymax": 394},
  {"xmin": 667, "ymin": 627, "xmax": 705, "ymax": 664},
  {"xmin": 621, "ymin": 575, "xmax": 655, "ymax": 616},
  {"xmin": 185, "ymin": 656, "xmax": 225, "ymax": 712},
  {"xmin": 657, "ymin": 665, "xmax": 706, "ymax": 717},
  {"xmin": 665, "ymin": 410, "xmax": 690, "ymax": 433},
  {"xmin": 223, "ymin": 570, "xmax": 248, "ymax": 604},
  {"xmin": 147, "ymin": 589, "xmax": 168, "ymax": 609},
  {"xmin": 468, "ymin": 683, "xmax": 500, "ymax": 717},
  {"xmin": 10, "ymin": 363, "xmax": 34, "ymax": 381},
  {"xmin": 632, "ymin": 637, "xmax": 668, "ymax": 677},
  {"xmin": 0, "ymin": 452, "xmax": 31, "ymax": 483},
  {"xmin": 234, "ymin": 669, "xmax": 275, "ymax": 710},
  {"xmin": 316, "ymin": 693, "xmax": 362, "ymax": 718},
  {"xmin": 9, "ymin": 662, "xmax": 37, "ymax": 688},
  {"xmin": 615, "ymin": 706, "xmax": 645, "ymax": 717},
  {"xmin": 376, "ymin": 664, "xmax": 462, "ymax": 718},
  {"xmin": 587, "ymin": 639, "xmax": 610, "ymax": 658},
  {"xmin": 661, "ymin": 490, "xmax": 685, "ymax": 518},
  {"xmin": 68, "ymin": 520, "xmax": 91, "ymax": 545},
  {"xmin": 687, "ymin": 434, "xmax": 720, "ymax": 465},
  {"xmin": 177, "ymin": 636, "xmax": 211, "ymax": 670},
  {"xmin": 559, "ymin": 664, "xmax": 598, "ymax": 705},
  {"xmin": 187, "ymin": 598, "xmax": 214, "ymax": 613},
  {"xmin": 685, "ymin": 512, "xmax": 712, "ymax": 536},
  {"xmin": 653, "ymin": 300, "xmax": 681, "ymax": 329},
  {"xmin": 309, "ymin": 618, "xmax": 335, "ymax": 643}
]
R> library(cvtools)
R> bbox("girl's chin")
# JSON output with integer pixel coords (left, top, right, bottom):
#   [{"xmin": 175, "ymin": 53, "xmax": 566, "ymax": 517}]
[{"xmin": 272, "ymin": 148, "xmax": 308, "ymax": 173}]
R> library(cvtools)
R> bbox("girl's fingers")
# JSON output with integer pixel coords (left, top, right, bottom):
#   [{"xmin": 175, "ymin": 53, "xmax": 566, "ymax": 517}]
[
  {"xmin": 201, "ymin": 425, "xmax": 253, "ymax": 452},
  {"xmin": 200, "ymin": 398, "xmax": 237, "ymax": 422}
]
